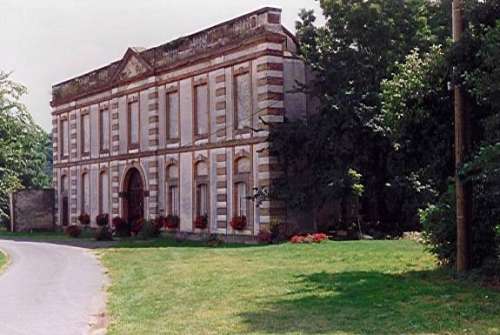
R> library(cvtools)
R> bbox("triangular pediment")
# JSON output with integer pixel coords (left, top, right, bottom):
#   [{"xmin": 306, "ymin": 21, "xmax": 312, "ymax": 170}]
[{"xmin": 111, "ymin": 48, "xmax": 153, "ymax": 84}]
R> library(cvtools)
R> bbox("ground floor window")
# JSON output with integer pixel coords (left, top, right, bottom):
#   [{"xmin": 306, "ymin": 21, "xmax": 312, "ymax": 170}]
[
  {"xmin": 196, "ymin": 183, "xmax": 208, "ymax": 217},
  {"xmin": 99, "ymin": 171, "xmax": 109, "ymax": 214},
  {"xmin": 81, "ymin": 172, "xmax": 90, "ymax": 214},
  {"xmin": 168, "ymin": 185, "xmax": 179, "ymax": 216},
  {"xmin": 235, "ymin": 182, "xmax": 248, "ymax": 217}
]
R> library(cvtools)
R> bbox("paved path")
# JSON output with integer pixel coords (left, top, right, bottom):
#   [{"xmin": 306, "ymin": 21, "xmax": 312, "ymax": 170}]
[{"xmin": 0, "ymin": 240, "xmax": 107, "ymax": 335}]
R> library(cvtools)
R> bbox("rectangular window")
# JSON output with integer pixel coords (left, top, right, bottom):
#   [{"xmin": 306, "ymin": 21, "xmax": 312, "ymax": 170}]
[
  {"xmin": 235, "ymin": 73, "xmax": 252, "ymax": 130},
  {"xmin": 194, "ymin": 84, "xmax": 208, "ymax": 136},
  {"xmin": 128, "ymin": 101, "xmax": 139, "ymax": 148},
  {"xmin": 82, "ymin": 173, "xmax": 90, "ymax": 214},
  {"xmin": 166, "ymin": 92, "xmax": 179, "ymax": 139},
  {"xmin": 99, "ymin": 172, "xmax": 109, "ymax": 214},
  {"xmin": 61, "ymin": 119, "xmax": 69, "ymax": 157},
  {"xmin": 236, "ymin": 182, "xmax": 248, "ymax": 217},
  {"xmin": 168, "ymin": 185, "xmax": 179, "ymax": 216},
  {"xmin": 81, "ymin": 113, "xmax": 90, "ymax": 155},
  {"xmin": 100, "ymin": 108, "xmax": 109, "ymax": 152},
  {"xmin": 196, "ymin": 184, "xmax": 208, "ymax": 216}
]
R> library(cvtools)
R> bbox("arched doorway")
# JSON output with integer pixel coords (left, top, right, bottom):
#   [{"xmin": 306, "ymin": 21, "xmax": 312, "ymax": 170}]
[{"xmin": 122, "ymin": 168, "xmax": 145, "ymax": 224}]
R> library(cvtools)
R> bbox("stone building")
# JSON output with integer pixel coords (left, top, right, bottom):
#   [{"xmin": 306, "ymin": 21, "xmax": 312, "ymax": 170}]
[{"xmin": 51, "ymin": 7, "xmax": 310, "ymax": 237}]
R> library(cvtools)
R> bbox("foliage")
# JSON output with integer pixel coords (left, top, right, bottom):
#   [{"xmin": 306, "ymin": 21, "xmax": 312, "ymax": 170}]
[
  {"xmin": 112, "ymin": 217, "xmax": 131, "ymax": 237},
  {"xmin": 414, "ymin": 1, "xmax": 500, "ymax": 270},
  {"xmin": 78, "ymin": 213, "xmax": 90, "ymax": 226},
  {"xmin": 257, "ymin": 229, "xmax": 272, "ymax": 244},
  {"xmin": 290, "ymin": 233, "xmax": 328, "ymax": 244},
  {"xmin": 95, "ymin": 225, "xmax": 113, "ymax": 241},
  {"xmin": 0, "ymin": 71, "xmax": 51, "ymax": 224},
  {"xmin": 64, "ymin": 225, "xmax": 82, "ymax": 238},
  {"xmin": 271, "ymin": 0, "xmax": 450, "ymax": 233},
  {"xmin": 229, "ymin": 216, "xmax": 247, "ymax": 231},
  {"xmin": 165, "ymin": 215, "xmax": 180, "ymax": 229},
  {"xmin": 96, "ymin": 213, "xmax": 109, "ymax": 227},
  {"xmin": 131, "ymin": 219, "xmax": 144, "ymax": 236},
  {"xmin": 421, "ymin": 180, "xmax": 499, "ymax": 269},
  {"xmin": 136, "ymin": 219, "xmax": 162, "ymax": 240},
  {"xmin": 194, "ymin": 215, "xmax": 208, "ymax": 230}
]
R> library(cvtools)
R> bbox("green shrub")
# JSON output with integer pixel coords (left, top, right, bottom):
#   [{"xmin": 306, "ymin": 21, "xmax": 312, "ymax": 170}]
[
  {"xmin": 65, "ymin": 225, "xmax": 82, "ymax": 238},
  {"xmin": 95, "ymin": 225, "xmax": 113, "ymax": 241},
  {"xmin": 96, "ymin": 213, "xmax": 109, "ymax": 226},
  {"xmin": 136, "ymin": 220, "xmax": 161, "ymax": 240},
  {"xmin": 421, "ymin": 182, "xmax": 498, "ymax": 269},
  {"xmin": 112, "ymin": 217, "xmax": 131, "ymax": 237}
]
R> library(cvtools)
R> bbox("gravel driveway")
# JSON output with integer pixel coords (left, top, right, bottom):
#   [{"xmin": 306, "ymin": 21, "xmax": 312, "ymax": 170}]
[{"xmin": 0, "ymin": 240, "xmax": 107, "ymax": 335}]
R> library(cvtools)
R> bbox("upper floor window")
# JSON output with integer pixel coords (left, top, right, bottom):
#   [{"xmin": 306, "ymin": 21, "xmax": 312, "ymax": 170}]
[
  {"xmin": 234, "ymin": 73, "xmax": 252, "ymax": 130},
  {"xmin": 128, "ymin": 101, "xmax": 139, "ymax": 149},
  {"xmin": 61, "ymin": 119, "xmax": 69, "ymax": 158},
  {"xmin": 100, "ymin": 108, "xmax": 110, "ymax": 152},
  {"xmin": 194, "ymin": 84, "xmax": 208, "ymax": 136},
  {"xmin": 166, "ymin": 92, "xmax": 179, "ymax": 140},
  {"xmin": 81, "ymin": 113, "xmax": 90, "ymax": 155}
]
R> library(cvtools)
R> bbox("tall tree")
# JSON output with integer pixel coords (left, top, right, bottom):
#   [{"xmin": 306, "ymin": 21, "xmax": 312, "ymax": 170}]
[
  {"xmin": 0, "ymin": 71, "xmax": 51, "ymax": 224},
  {"xmin": 272, "ymin": 0, "xmax": 445, "ymax": 232}
]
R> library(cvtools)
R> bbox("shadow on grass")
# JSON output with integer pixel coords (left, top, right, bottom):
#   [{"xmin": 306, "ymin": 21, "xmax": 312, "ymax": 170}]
[{"xmin": 239, "ymin": 270, "xmax": 500, "ymax": 335}]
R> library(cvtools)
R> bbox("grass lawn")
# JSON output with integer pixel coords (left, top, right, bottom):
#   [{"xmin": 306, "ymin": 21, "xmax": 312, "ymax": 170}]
[
  {"xmin": 0, "ymin": 229, "xmax": 96, "ymax": 241},
  {"xmin": 98, "ymin": 240, "xmax": 500, "ymax": 335},
  {"xmin": 0, "ymin": 249, "xmax": 7, "ymax": 271}
]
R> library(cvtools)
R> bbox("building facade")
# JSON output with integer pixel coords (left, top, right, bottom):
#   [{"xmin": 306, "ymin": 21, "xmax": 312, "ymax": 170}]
[{"xmin": 51, "ymin": 7, "xmax": 309, "ymax": 237}]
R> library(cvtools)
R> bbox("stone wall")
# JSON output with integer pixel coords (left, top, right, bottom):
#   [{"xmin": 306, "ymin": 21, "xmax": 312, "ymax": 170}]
[{"xmin": 10, "ymin": 189, "xmax": 55, "ymax": 232}]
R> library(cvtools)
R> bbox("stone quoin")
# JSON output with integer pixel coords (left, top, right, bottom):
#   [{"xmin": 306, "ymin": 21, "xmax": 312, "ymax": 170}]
[{"xmin": 51, "ymin": 7, "xmax": 313, "ymax": 237}]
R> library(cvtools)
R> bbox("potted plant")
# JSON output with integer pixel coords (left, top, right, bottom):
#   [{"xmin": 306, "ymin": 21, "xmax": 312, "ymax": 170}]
[
  {"xmin": 78, "ymin": 213, "xmax": 90, "ymax": 226},
  {"xmin": 230, "ymin": 215, "xmax": 247, "ymax": 231},
  {"xmin": 165, "ymin": 215, "xmax": 180, "ymax": 229},
  {"xmin": 194, "ymin": 214, "xmax": 208, "ymax": 230},
  {"xmin": 96, "ymin": 213, "xmax": 109, "ymax": 226}
]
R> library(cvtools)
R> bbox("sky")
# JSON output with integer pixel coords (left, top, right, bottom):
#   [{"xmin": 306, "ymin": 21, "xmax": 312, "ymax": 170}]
[{"xmin": 0, "ymin": 0, "xmax": 323, "ymax": 131}]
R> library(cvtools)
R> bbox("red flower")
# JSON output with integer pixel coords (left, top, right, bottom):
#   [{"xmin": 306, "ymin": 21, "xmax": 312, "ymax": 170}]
[
  {"xmin": 165, "ymin": 215, "xmax": 180, "ymax": 229},
  {"xmin": 131, "ymin": 218, "xmax": 144, "ymax": 235},
  {"xmin": 194, "ymin": 215, "xmax": 208, "ymax": 229},
  {"xmin": 313, "ymin": 233, "xmax": 328, "ymax": 243},
  {"xmin": 290, "ymin": 233, "xmax": 328, "ymax": 244},
  {"xmin": 230, "ymin": 216, "xmax": 247, "ymax": 231},
  {"xmin": 78, "ymin": 213, "xmax": 90, "ymax": 225},
  {"xmin": 290, "ymin": 235, "xmax": 305, "ymax": 243}
]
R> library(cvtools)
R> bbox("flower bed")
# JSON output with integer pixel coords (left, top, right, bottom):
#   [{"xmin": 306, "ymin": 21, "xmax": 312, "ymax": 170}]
[
  {"xmin": 194, "ymin": 215, "xmax": 208, "ymax": 230},
  {"xmin": 131, "ymin": 219, "xmax": 144, "ymax": 236},
  {"xmin": 165, "ymin": 215, "xmax": 180, "ymax": 229},
  {"xmin": 78, "ymin": 213, "xmax": 90, "ymax": 226},
  {"xmin": 290, "ymin": 233, "xmax": 328, "ymax": 244},
  {"xmin": 112, "ymin": 217, "xmax": 131, "ymax": 237},
  {"xmin": 96, "ymin": 213, "xmax": 109, "ymax": 226},
  {"xmin": 230, "ymin": 216, "xmax": 247, "ymax": 231},
  {"xmin": 65, "ymin": 225, "xmax": 82, "ymax": 238}
]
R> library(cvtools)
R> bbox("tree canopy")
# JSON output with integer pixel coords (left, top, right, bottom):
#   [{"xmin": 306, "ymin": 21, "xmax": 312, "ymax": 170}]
[
  {"xmin": 271, "ymin": 0, "xmax": 500, "ymax": 269},
  {"xmin": 0, "ymin": 71, "xmax": 51, "ymax": 224}
]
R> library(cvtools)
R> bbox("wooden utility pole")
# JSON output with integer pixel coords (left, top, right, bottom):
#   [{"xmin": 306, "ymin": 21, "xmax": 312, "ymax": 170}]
[{"xmin": 453, "ymin": 0, "xmax": 471, "ymax": 272}]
